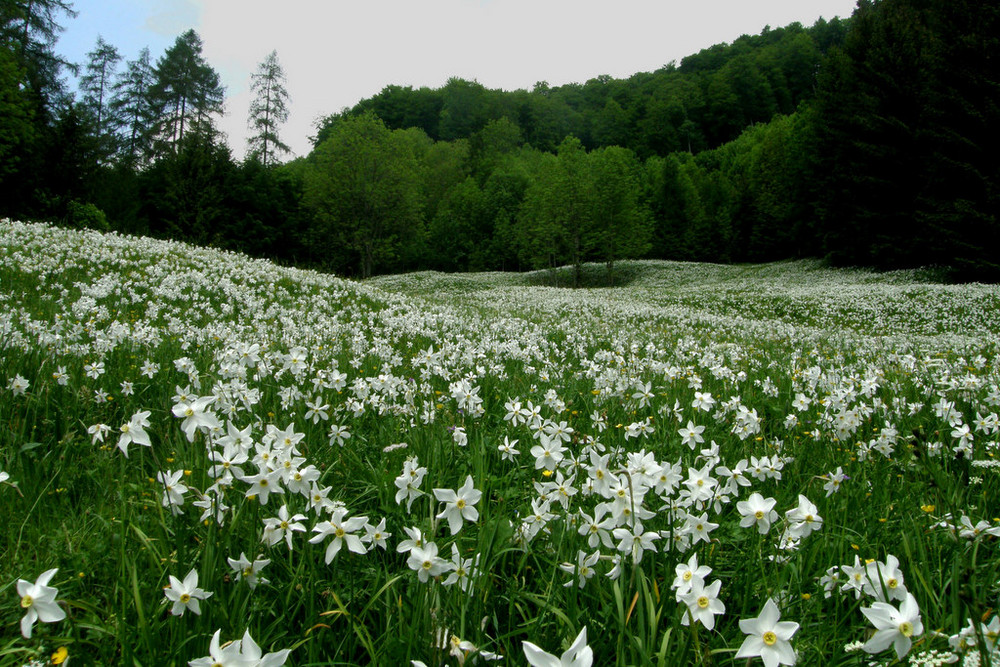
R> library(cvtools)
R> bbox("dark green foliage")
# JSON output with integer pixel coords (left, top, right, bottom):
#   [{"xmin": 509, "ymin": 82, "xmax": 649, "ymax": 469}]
[
  {"xmin": 140, "ymin": 129, "xmax": 235, "ymax": 246},
  {"xmin": 516, "ymin": 138, "xmax": 653, "ymax": 286},
  {"xmin": 0, "ymin": 43, "xmax": 35, "ymax": 192},
  {"xmin": 809, "ymin": 0, "xmax": 1000, "ymax": 280},
  {"xmin": 65, "ymin": 199, "xmax": 109, "ymax": 231},
  {"xmin": 149, "ymin": 29, "xmax": 225, "ymax": 153},
  {"xmin": 3, "ymin": 7, "xmax": 998, "ymax": 281},
  {"xmin": 110, "ymin": 47, "xmax": 156, "ymax": 167},
  {"xmin": 328, "ymin": 19, "xmax": 840, "ymax": 159},
  {"xmin": 79, "ymin": 35, "xmax": 121, "ymax": 161},
  {"xmin": 302, "ymin": 112, "xmax": 424, "ymax": 277}
]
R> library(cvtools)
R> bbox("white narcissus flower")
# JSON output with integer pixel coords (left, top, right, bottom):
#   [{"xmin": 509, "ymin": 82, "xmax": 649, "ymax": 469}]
[
  {"xmin": 407, "ymin": 541, "xmax": 448, "ymax": 583},
  {"xmin": 262, "ymin": 505, "xmax": 307, "ymax": 550},
  {"xmin": 861, "ymin": 592, "xmax": 923, "ymax": 660},
  {"xmin": 227, "ymin": 552, "xmax": 271, "ymax": 590},
  {"xmin": 523, "ymin": 626, "xmax": 593, "ymax": 667},
  {"xmin": 559, "ymin": 550, "xmax": 601, "ymax": 589},
  {"xmin": 394, "ymin": 457, "xmax": 427, "ymax": 512},
  {"xmin": 158, "ymin": 469, "xmax": 188, "ymax": 511},
  {"xmin": 433, "ymin": 475, "xmax": 482, "ymax": 536},
  {"xmin": 117, "ymin": 409, "xmax": 152, "ymax": 457},
  {"xmin": 187, "ymin": 629, "xmax": 248, "ymax": 667},
  {"xmin": 822, "ymin": 466, "xmax": 848, "ymax": 497},
  {"xmin": 735, "ymin": 598, "xmax": 799, "ymax": 667},
  {"xmin": 530, "ymin": 433, "xmax": 566, "ymax": 471},
  {"xmin": 8, "ymin": 374, "xmax": 29, "ymax": 396},
  {"xmin": 678, "ymin": 421, "xmax": 706, "ymax": 449},
  {"xmin": 243, "ymin": 469, "xmax": 285, "ymax": 506},
  {"xmin": 308, "ymin": 508, "xmax": 368, "ymax": 564},
  {"xmin": 737, "ymin": 492, "xmax": 778, "ymax": 534},
  {"xmin": 361, "ymin": 517, "xmax": 392, "ymax": 551},
  {"xmin": 672, "ymin": 553, "xmax": 711, "ymax": 598},
  {"xmin": 172, "ymin": 395, "xmax": 221, "ymax": 442},
  {"xmin": 679, "ymin": 578, "xmax": 726, "ymax": 630},
  {"xmin": 863, "ymin": 554, "xmax": 907, "ymax": 602},
  {"xmin": 238, "ymin": 628, "xmax": 293, "ymax": 666},
  {"xmin": 784, "ymin": 494, "xmax": 823, "ymax": 539},
  {"xmin": 164, "ymin": 568, "xmax": 212, "ymax": 616},
  {"xmin": 17, "ymin": 568, "xmax": 66, "ymax": 638}
]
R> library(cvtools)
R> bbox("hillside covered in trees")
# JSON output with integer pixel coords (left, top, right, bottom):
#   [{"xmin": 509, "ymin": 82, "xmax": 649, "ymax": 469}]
[{"xmin": 1, "ymin": 0, "xmax": 998, "ymax": 281}]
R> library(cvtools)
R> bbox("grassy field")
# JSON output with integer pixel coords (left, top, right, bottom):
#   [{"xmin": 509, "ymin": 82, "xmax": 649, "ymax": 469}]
[{"xmin": 1, "ymin": 218, "xmax": 999, "ymax": 666}]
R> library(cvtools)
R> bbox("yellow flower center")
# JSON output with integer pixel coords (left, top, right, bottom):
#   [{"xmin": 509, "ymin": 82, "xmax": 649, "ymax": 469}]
[
  {"xmin": 335, "ymin": 528, "xmax": 346, "ymax": 538},
  {"xmin": 899, "ymin": 622, "xmax": 913, "ymax": 637},
  {"xmin": 179, "ymin": 593, "xmax": 191, "ymax": 603},
  {"xmin": 422, "ymin": 560, "xmax": 432, "ymax": 570},
  {"xmin": 683, "ymin": 571, "xmax": 693, "ymax": 581},
  {"xmin": 280, "ymin": 521, "xmax": 289, "ymax": 529},
  {"xmin": 184, "ymin": 408, "xmax": 194, "ymax": 417},
  {"xmin": 887, "ymin": 578, "xmax": 898, "ymax": 589},
  {"xmin": 243, "ymin": 567, "xmax": 253, "ymax": 577},
  {"xmin": 20, "ymin": 594, "xmax": 33, "ymax": 608},
  {"xmin": 762, "ymin": 631, "xmax": 777, "ymax": 646},
  {"xmin": 259, "ymin": 479, "xmax": 269, "ymax": 487},
  {"xmin": 755, "ymin": 510, "xmax": 765, "ymax": 520},
  {"xmin": 456, "ymin": 499, "xmax": 466, "ymax": 509},
  {"xmin": 697, "ymin": 596, "xmax": 710, "ymax": 609}
]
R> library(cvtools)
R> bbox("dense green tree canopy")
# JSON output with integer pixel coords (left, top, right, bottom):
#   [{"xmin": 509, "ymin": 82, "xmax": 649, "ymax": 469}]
[
  {"xmin": 302, "ymin": 112, "xmax": 424, "ymax": 277},
  {"xmin": 2, "ymin": 6, "xmax": 998, "ymax": 281}
]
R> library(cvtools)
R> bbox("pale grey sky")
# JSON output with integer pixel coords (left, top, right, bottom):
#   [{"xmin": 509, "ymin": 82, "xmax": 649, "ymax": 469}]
[{"xmin": 59, "ymin": 0, "xmax": 859, "ymax": 160}]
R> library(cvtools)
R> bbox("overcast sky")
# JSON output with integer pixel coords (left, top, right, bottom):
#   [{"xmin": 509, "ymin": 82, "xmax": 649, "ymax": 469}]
[{"xmin": 56, "ymin": 0, "xmax": 859, "ymax": 160}]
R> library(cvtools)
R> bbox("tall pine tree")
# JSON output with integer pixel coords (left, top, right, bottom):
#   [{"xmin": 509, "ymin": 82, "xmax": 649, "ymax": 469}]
[
  {"xmin": 79, "ymin": 35, "xmax": 120, "ymax": 161},
  {"xmin": 247, "ymin": 50, "xmax": 290, "ymax": 166},
  {"xmin": 110, "ymin": 47, "xmax": 156, "ymax": 166},
  {"xmin": 149, "ymin": 29, "xmax": 224, "ymax": 153}
]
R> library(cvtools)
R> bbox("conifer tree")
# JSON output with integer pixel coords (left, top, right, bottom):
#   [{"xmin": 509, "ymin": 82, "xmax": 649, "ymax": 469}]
[
  {"xmin": 110, "ymin": 47, "xmax": 156, "ymax": 166},
  {"xmin": 0, "ymin": 0, "xmax": 76, "ymax": 107},
  {"xmin": 79, "ymin": 35, "xmax": 120, "ymax": 160},
  {"xmin": 150, "ymin": 29, "xmax": 224, "ymax": 152},
  {"xmin": 247, "ymin": 50, "xmax": 290, "ymax": 166}
]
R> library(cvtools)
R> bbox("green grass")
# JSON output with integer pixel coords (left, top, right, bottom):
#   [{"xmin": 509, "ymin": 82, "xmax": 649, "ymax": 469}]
[{"xmin": 1, "ymin": 219, "xmax": 999, "ymax": 666}]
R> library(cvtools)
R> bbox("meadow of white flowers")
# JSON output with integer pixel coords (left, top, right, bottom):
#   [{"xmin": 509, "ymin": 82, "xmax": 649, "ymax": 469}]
[{"xmin": 1, "ymin": 219, "xmax": 998, "ymax": 666}]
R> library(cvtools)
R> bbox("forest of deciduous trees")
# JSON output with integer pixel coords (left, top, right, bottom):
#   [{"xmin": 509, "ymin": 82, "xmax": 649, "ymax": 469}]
[{"xmin": 1, "ymin": 0, "xmax": 997, "ymax": 281}]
